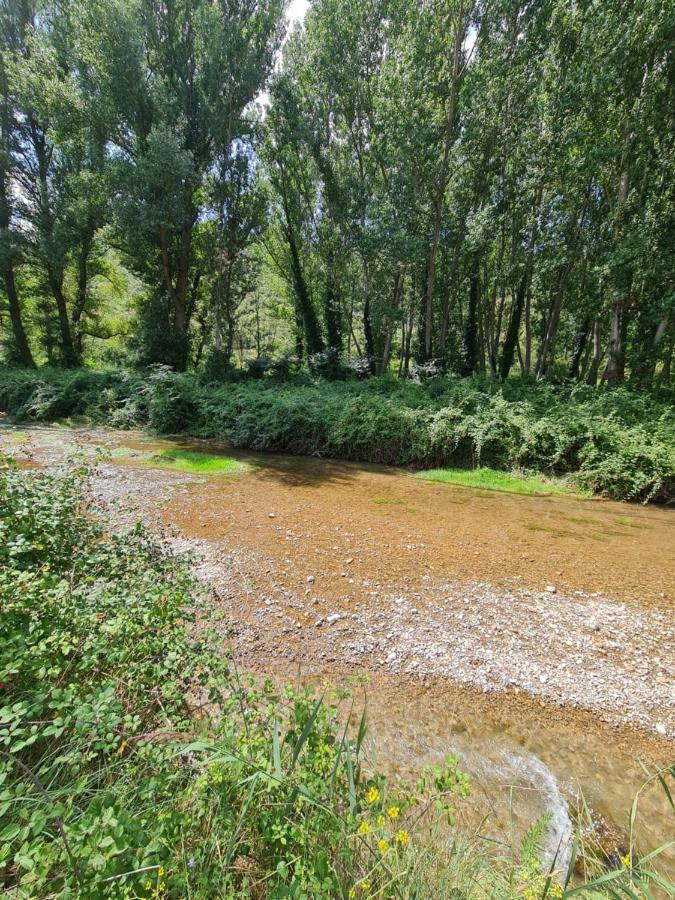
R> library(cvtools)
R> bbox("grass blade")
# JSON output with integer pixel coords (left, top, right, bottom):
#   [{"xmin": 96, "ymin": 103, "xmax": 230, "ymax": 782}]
[
  {"xmin": 291, "ymin": 694, "xmax": 325, "ymax": 768},
  {"xmin": 345, "ymin": 744, "xmax": 357, "ymax": 816},
  {"xmin": 563, "ymin": 832, "xmax": 580, "ymax": 889},
  {"xmin": 272, "ymin": 720, "xmax": 282, "ymax": 779}
]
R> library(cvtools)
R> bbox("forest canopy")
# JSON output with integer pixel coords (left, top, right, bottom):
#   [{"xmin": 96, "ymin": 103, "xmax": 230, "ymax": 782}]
[{"xmin": 0, "ymin": 0, "xmax": 673, "ymax": 389}]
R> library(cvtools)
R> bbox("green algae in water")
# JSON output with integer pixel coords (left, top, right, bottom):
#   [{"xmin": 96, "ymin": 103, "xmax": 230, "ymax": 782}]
[
  {"xmin": 115, "ymin": 446, "xmax": 246, "ymax": 474},
  {"xmin": 417, "ymin": 466, "xmax": 581, "ymax": 497},
  {"xmin": 613, "ymin": 517, "xmax": 647, "ymax": 529},
  {"xmin": 149, "ymin": 449, "xmax": 247, "ymax": 474}
]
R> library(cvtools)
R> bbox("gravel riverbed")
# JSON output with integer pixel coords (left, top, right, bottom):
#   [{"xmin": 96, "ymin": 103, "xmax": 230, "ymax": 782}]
[{"xmin": 3, "ymin": 426, "xmax": 673, "ymax": 741}]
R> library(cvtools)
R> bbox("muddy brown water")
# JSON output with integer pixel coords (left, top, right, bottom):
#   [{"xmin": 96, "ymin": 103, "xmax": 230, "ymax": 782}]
[{"xmin": 2, "ymin": 425, "xmax": 674, "ymax": 876}]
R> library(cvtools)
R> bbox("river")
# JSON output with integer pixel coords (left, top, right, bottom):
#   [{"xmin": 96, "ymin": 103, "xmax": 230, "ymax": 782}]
[{"xmin": 1, "ymin": 424, "xmax": 673, "ymax": 877}]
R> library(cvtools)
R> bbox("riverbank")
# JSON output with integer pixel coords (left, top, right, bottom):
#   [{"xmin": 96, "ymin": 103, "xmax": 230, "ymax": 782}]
[
  {"xmin": 5, "ymin": 446, "xmax": 673, "ymax": 897},
  {"xmin": 1, "ymin": 424, "xmax": 672, "ymax": 881},
  {"xmin": 3, "ymin": 425, "xmax": 672, "ymax": 731},
  {"xmin": 1, "ymin": 366, "xmax": 673, "ymax": 502}
]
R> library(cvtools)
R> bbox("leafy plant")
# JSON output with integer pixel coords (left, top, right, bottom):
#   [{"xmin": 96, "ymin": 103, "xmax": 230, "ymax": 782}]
[{"xmin": 1, "ymin": 368, "xmax": 673, "ymax": 501}]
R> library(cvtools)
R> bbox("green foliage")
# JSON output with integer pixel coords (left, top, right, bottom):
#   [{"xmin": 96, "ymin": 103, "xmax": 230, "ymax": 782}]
[
  {"xmin": 2, "ymin": 0, "xmax": 674, "ymax": 383},
  {"xmin": 416, "ymin": 467, "xmax": 580, "ymax": 497},
  {"xmin": 2, "ymin": 368, "xmax": 673, "ymax": 502}
]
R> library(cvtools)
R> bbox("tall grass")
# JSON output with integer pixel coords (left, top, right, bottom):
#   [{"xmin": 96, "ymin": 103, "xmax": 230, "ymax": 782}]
[{"xmin": 416, "ymin": 467, "xmax": 582, "ymax": 496}]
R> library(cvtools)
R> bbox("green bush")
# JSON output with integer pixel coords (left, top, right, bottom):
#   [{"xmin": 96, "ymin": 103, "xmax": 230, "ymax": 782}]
[
  {"xmin": 328, "ymin": 395, "xmax": 431, "ymax": 464},
  {"xmin": 1, "ymin": 367, "xmax": 673, "ymax": 501}
]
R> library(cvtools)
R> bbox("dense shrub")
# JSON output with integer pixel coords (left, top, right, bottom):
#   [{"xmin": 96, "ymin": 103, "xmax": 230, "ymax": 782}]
[
  {"xmin": 1, "ymin": 366, "xmax": 673, "ymax": 501},
  {"xmin": 328, "ymin": 396, "xmax": 431, "ymax": 464}
]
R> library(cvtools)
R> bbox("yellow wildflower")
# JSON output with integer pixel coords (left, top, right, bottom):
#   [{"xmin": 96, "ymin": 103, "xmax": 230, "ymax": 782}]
[
  {"xmin": 366, "ymin": 786, "xmax": 380, "ymax": 804},
  {"xmin": 360, "ymin": 882, "xmax": 371, "ymax": 893},
  {"xmin": 620, "ymin": 853, "xmax": 632, "ymax": 869},
  {"xmin": 358, "ymin": 820, "xmax": 371, "ymax": 836},
  {"xmin": 395, "ymin": 829, "xmax": 410, "ymax": 847},
  {"xmin": 387, "ymin": 805, "xmax": 400, "ymax": 820},
  {"xmin": 348, "ymin": 890, "xmax": 356, "ymax": 899},
  {"xmin": 377, "ymin": 838, "xmax": 390, "ymax": 855}
]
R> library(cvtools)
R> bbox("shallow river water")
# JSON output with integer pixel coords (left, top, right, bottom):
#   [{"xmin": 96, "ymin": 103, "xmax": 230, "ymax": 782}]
[{"xmin": 1, "ymin": 425, "xmax": 673, "ymax": 876}]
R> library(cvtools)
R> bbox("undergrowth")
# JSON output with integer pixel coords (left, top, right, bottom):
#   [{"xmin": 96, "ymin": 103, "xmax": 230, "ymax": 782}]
[
  {"xmin": 0, "ymin": 366, "xmax": 673, "ymax": 503},
  {"xmin": 0, "ymin": 459, "xmax": 673, "ymax": 897}
]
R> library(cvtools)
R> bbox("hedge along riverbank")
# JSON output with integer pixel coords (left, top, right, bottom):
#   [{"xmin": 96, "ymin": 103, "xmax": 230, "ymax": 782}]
[{"xmin": 0, "ymin": 366, "xmax": 673, "ymax": 502}]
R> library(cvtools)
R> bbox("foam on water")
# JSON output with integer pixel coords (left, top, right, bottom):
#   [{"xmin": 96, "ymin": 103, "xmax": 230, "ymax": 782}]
[
  {"xmin": 445, "ymin": 738, "xmax": 574, "ymax": 875},
  {"xmin": 497, "ymin": 748, "xmax": 574, "ymax": 874}
]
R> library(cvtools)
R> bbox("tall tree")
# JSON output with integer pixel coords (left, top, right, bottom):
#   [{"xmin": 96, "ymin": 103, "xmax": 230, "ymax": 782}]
[
  {"xmin": 90, "ymin": 0, "xmax": 284, "ymax": 368},
  {"xmin": 0, "ymin": 2, "xmax": 34, "ymax": 366}
]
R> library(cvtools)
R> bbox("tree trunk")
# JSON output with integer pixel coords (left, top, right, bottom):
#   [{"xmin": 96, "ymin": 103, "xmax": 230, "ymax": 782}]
[
  {"xmin": 490, "ymin": 284, "xmax": 507, "ymax": 376},
  {"xmin": 49, "ymin": 272, "xmax": 78, "ymax": 367},
  {"xmin": 71, "ymin": 231, "xmax": 94, "ymax": 355},
  {"xmin": 286, "ymin": 222, "xmax": 324, "ymax": 357},
  {"xmin": 398, "ymin": 318, "xmax": 406, "ymax": 377},
  {"xmin": 276, "ymin": 162, "xmax": 324, "ymax": 359},
  {"xmin": 378, "ymin": 269, "xmax": 402, "ymax": 376},
  {"xmin": 1, "ymin": 51, "xmax": 34, "ymax": 367},
  {"xmin": 630, "ymin": 311, "xmax": 669, "ymax": 390},
  {"xmin": 604, "ymin": 103, "xmax": 635, "ymax": 387},
  {"xmin": 499, "ymin": 188, "xmax": 542, "ymax": 380},
  {"xmin": 500, "ymin": 272, "xmax": 529, "ymax": 381},
  {"xmin": 523, "ymin": 285, "xmax": 532, "ymax": 375},
  {"xmin": 568, "ymin": 318, "xmax": 591, "ymax": 380},
  {"xmin": 460, "ymin": 250, "xmax": 480, "ymax": 375},
  {"xmin": 659, "ymin": 334, "xmax": 672, "ymax": 386},
  {"xmin": 423, "ymin": 14, "xmax": 465, "ymax": 360},
  {"xmin": 323, "ymin": 248, "xmax": 342, "ymax": 351},
  {"xmin": 402, "ymin": 281, "xmax": 415, "ymax": 377},
  {"xmin": 2, "ymin": 267, "xmax": 35, "ymax": 367},
  {"xmin": 603, "ymin": 295, "xmax": 627, "ymax": 386},
  {"xmin": 32, "ymin": 126, "xmax": 78, "ymax": 366},
  {"xmin": 516, "ymin": 336, "xmax": 525, "ymax": 375},
  {"xmin": 362, "ymin": 259, "xmax": 375, "ymax": 371},
  {"xmin": 586, "ymin": 319, "xmax": 602, "ymax": 385},
  {"xmin": 439, "ymin": 245, "xmax": 460, "ymax": 356}
]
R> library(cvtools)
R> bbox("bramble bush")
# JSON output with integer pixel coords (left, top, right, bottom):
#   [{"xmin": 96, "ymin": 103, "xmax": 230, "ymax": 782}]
[
  {"xmin": 0, "ymin": 366, "xmax": 673, "ymax": 501},
  {"xmin": 1, "ymin": 461, "xmax": 673, "ymax": 897}
]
